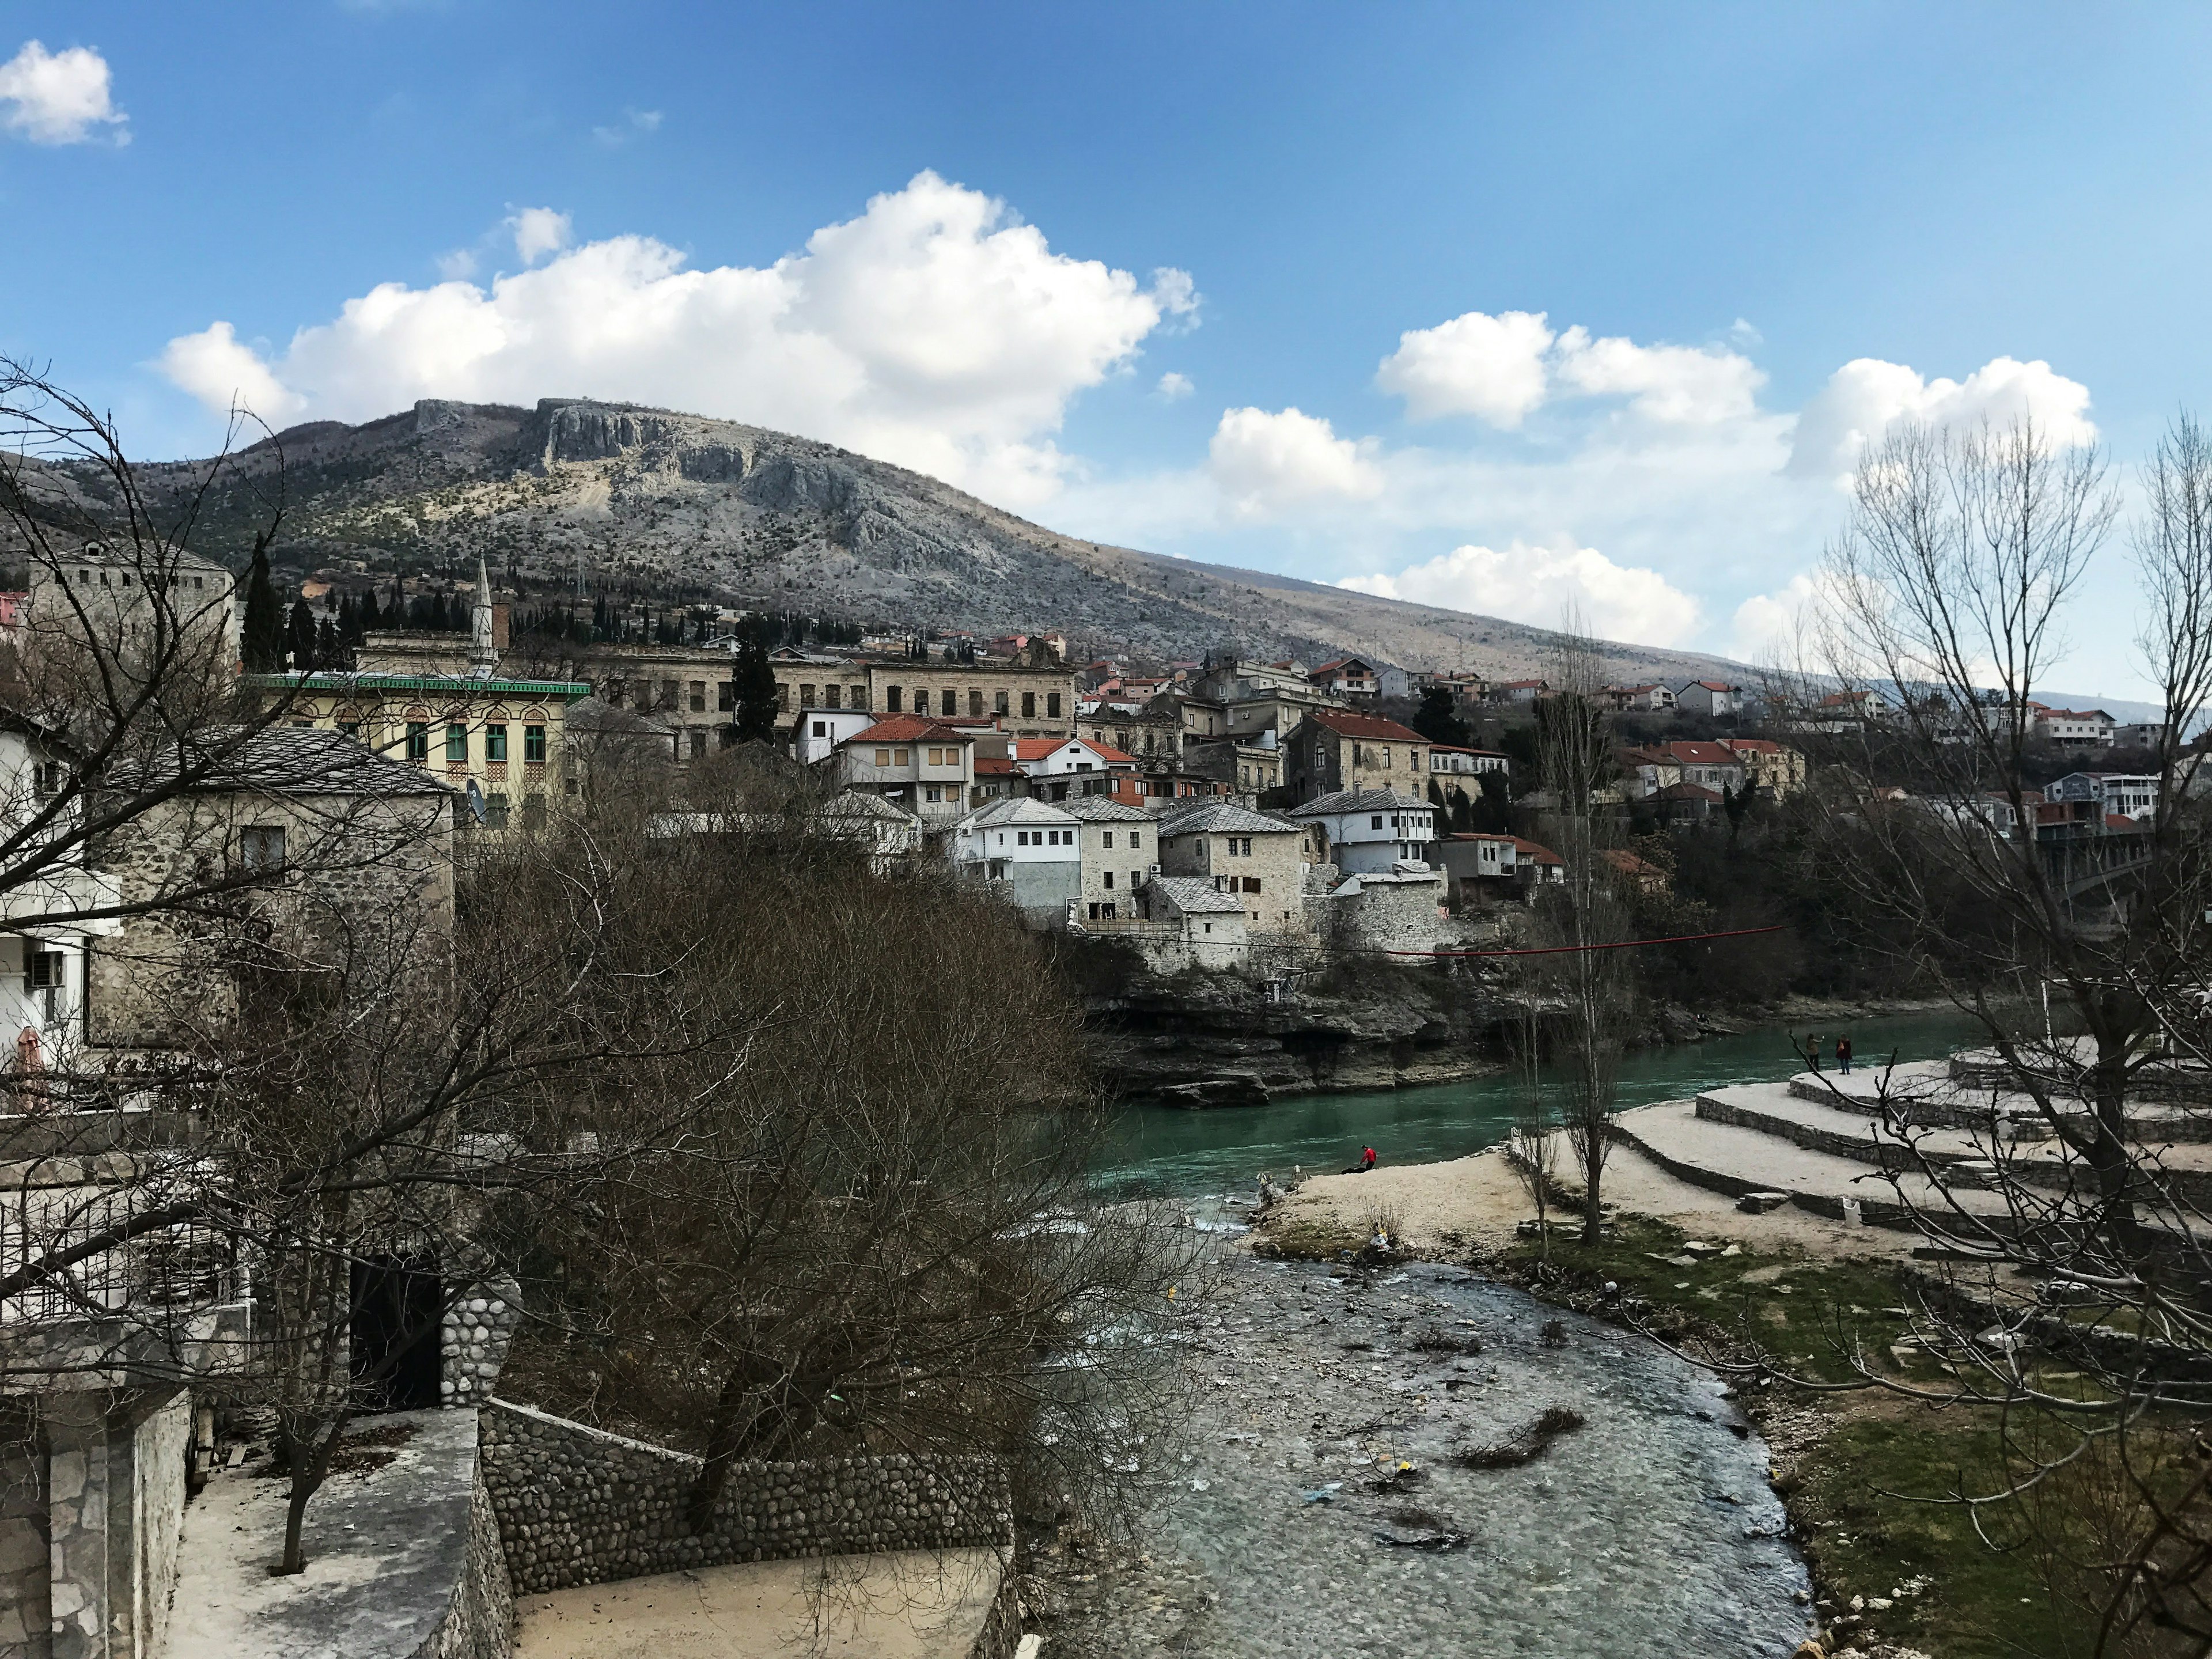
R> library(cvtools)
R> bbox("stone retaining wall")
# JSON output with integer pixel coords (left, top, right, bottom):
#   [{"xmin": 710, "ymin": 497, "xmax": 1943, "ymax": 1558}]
[
  {"xmin": 478, "ymin": 1400, "xmax": 1014, "ymax": 1596},
  {"xmin": 409, "ymin": 1472, "xmax": 514, "ymax": 1659}
]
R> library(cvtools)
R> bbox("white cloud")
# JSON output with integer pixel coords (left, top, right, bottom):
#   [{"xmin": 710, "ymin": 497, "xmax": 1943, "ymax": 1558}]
[
  {"xmin": 1375, "ymin": 309, "xmax": 1554, "ymax": 426},
  {"xmin": 435, "ymin": 248, "xmax": 479, "ymax": 281},
  {"xmin": 1551, "ymin": 325, "xmax": 1764, "ymax": 425},
  {"xmin": 0, "ymin": 40, "xmax": 127, "ymax": 146},
  {"xmin": 1728, "ymin": 573, "xmax": 1819, "ymax": 664},
  {"xmin": 1339, "ymin": 538, "xmax": 1702, "ymax": 646},
  {"xmin": 1789, "ymin": 355, "xmax": 2097, "ymax": 480},
  {"xmin": 1149, "ymin": 267, "xmax": 1200, "ymax": 331},
  {"xmin": 1207, "ymin": 407, "xmax": 1383, "ymax": 517},
  {"xmin": 508, "ymin": 206, "xmax": 573, "ymax": 266},
  {"xmin": 160, "ymin": 171, "xmax": 1190, "ymax": 507},
  {"xmin": 1156, "ymin": 371, "xmax": 1193, "ymax": 401},
  {"xmin": 1374, "ymin": 308, "xmax": 1762, "ymax": 428},
  {"xmin": 593, "ymin": 107, "xmax": 662, "ymax": 147}
]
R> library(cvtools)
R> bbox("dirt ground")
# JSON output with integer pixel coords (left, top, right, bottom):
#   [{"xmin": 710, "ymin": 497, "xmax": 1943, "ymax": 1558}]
[{"xmin": 512, "ymin": 1549, "xmax": 1006, "ymax": 1658}]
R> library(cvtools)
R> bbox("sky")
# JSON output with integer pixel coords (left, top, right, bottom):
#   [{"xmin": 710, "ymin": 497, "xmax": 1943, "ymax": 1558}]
[{"xmin": 1, "ymin": 2, "xmax": 2207, "ymax": 698}]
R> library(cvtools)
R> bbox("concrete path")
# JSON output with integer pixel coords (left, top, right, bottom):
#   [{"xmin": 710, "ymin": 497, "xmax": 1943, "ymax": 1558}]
[{"xmin": 513, "ymin": 1549, "xmax": 1006, "ymax": 1658}]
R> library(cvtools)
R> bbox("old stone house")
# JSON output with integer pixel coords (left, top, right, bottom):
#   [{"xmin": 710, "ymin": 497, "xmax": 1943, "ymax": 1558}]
[
  {"xmin": 1285, "ymin": 709, "xmax": 1429, "ymax": 803},
  {"xmin": 1153, "ymin": 802, "xmax": 1307, "ymax": 936},
  {"xmin": 1058, "ymin": 795, "xmax": 1156, "ymax": 921}
]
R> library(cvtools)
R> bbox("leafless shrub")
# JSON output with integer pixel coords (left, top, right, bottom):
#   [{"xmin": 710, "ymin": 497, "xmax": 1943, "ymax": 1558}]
[{"xmin": 1450, "ymin": 1405, "xmax": 1586, "ymax": 1470}]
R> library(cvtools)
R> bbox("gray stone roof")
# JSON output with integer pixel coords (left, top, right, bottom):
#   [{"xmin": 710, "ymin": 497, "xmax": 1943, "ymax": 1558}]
[
  {"xmin": 1155, "ymin": 801, "xmax": 1297, "ymax": 837},
  {"xmin": 1289, "ymin": 788, "xmax": 1431, "ymax": 818},
  {"xmin": 120, "ymin": 725, "xmax": 451, "ymax": 797},
  {"xmin": 957, "ymin": 796, "xmax": 1079, "ymax": 831},
  {"xmin": 1056, "ymin": 795, "xmax": 1152, "ymax": 823},
  {"xmin": 1145, "ymin": 876, "xmax": 1247, "ymax": 915},
  {"xmin": 822, "ymin": 789, "xmax": 915, "ymax": 823}
]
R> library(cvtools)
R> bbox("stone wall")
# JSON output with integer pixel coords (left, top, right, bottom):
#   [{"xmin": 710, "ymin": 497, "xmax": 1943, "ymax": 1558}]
[
  {"xmin": 408, "ymin": 1474, "xmax": 514, "ymax": 1659},
  {"xmin": 0, "ymin": 1438, "xmax": 41, "ymax": 1658},
  {"xmin": 441, "ymin": 1279, "xmax": 522, "ymax": 1407},
  {"xmin": 135, "ymin": 1393, "xmax": 191, "ymax": 1659},
  {"xmin": 479, "ymin": 1400, "xmax": 1013, "ymax": 1596},
  {"xmin": 1317, "ymin": 870, "xmax": 1444, "ymax": 959}
]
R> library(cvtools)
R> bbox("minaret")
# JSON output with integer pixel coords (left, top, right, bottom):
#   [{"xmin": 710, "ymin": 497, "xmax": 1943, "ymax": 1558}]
[{"xmin": 468, "ymin": 556, "xmax": 498, "ymax": 676}]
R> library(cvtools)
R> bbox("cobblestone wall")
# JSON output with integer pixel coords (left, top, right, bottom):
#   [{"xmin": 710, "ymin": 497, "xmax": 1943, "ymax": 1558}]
[
  {"xmin": 408, "ymin": 1473, "xmax": 514, "ymax": 1659},
  {"xmin": 441, "ymin": 1279, "xmax": 521, "ymax": 1407},
  {"xmin": 478, "ymin": 1400, "xmax": 1013, "ymax": 1596}
]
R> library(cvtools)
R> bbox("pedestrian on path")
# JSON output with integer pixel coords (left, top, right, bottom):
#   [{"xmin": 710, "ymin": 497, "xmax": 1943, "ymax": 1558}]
[
  {"xmin": 1806, "ymin": 1033, "xmax": 1823, "ymax": 1074},
  {"xmin": 1837, "ymin": 1035, "xmax": 1853, "ymax": 1075}
]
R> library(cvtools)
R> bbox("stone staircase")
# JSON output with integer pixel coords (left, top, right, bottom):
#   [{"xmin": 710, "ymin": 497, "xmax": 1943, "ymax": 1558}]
[{"xmin": 1606, "ymin": 1060, "xmax": 2212, "ymax": 1233}]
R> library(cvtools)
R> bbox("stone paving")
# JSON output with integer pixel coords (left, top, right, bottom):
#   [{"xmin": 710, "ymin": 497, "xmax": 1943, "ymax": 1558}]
[{"xmin": 1035, "ymin": 1256, "xmax": 1815, "ymax": 1658}]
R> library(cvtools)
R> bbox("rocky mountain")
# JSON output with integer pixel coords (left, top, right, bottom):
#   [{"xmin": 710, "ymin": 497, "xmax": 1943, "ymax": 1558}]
[{"xmin": 124, "ymin": 397, "xmax": 1756, "ymax": 681}]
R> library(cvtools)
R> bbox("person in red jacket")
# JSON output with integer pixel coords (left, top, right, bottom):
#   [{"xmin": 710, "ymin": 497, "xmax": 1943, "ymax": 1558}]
[{"xmin": 1362, "ymin": 1145, "xmax": 1377, "ymax": 1172}]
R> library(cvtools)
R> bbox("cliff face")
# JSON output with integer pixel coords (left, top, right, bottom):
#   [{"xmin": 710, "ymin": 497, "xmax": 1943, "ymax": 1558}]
[
  {"xmin": 115, "ymin": 396, "xmax": 1760, "ymax": 682},
  {"xmin": 1084, "ymin": 958, "xmax": 1512, "ymax": 1100}
]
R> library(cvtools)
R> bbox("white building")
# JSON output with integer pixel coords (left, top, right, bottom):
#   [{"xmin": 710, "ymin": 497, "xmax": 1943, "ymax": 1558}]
[
  {"xmin": 951, "ymin": 797, "xmax": 1083, "ymax": 922},
  {"xmin": 1013, "ymin": 735, "xmax": 1141, "ymax": 802},
  {"xmin": 1427, "ymin": 745, "xmax": 1510, "ymax": 778},
  {"xmin": 1289, "ymin": 788, "xmax": 1437, "ymax": 874},
  {"xmin": 826, "ymin": 715, "xmax": 977, "ymax": 824},
  {"xmin": 1605, "ymin": 684, "xmax": 1677, "ymax": 713},
  {"xmin": 2046, "ymin": 772, "xmax": 2158, "ymax": 821},
  {"xmin": 0, "ymin": 717, "xmax": 120, "ymax": 1075},
  {"xmin": 793, "ymin": 706, "xmax": 877, "ymax": 764},
  {"xmin": 2033, "ymin": 707, "xmax": 2117, "ymax": 748}
]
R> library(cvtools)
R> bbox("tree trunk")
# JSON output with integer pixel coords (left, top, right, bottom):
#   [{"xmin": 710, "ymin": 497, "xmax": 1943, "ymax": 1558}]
[{"xmin": 1581, "ymin": 1134, "xmax": 1604, "ymax": 1244}]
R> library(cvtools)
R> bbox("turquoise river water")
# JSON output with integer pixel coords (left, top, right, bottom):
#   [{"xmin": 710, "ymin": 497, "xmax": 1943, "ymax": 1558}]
[{"xmin": 1097, "ymin": 1009, "xmax": 1984, "ymax": 1198}]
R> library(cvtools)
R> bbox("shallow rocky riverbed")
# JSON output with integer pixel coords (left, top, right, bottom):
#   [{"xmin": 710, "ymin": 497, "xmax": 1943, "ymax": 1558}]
[{"xmin": 1036, "ymin": 1256, "xmax": 1816, "ymax": 1657}]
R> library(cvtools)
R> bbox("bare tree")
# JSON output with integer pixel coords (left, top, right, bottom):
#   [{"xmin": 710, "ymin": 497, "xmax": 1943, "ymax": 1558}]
[{"xmin": 1530, "ymin": 620, "xmax": 1630, "ymax": 1244}]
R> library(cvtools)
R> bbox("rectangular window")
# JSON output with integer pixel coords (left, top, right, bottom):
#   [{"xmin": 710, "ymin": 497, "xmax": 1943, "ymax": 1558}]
[
  {"xmin": 813, "ymin": 721, "xmax": 828, "ymax": 738},
  {"xmin": 445, "ymin": 722, "xmax": 467, "ymax": 763},
  {"xmin": 336, "ymin": 721, "xmax": 360, "ymax": 740},
  {"xmin": 689, "ymin": 730, "xmax": 707, "ymax": 759},
  {"xmin": 1103, "ymin": 870, "xmax": 1114, "ymax": 888},
  {"xmin": 719, "ymin": 681, "xmax": 736, "ymax": 711},
  {"xmin": 894, "ymin": 748, "xmax": 911, "ymax": 765},
  {"xmin": 874, "ymin": 747, "xmax": 891, "ymax": 765},
  {"xmin": 969, "ymin": 689, "xmax": 984, "ymax": 716},
  {"xmin": 801, "ymin": 683, "xmax": 819, "ymax": 708},
  {"xmin": 659, "ymin": 679, "xmax": 678, "ymax": 707},
  {"xmin": 887, "ymin": 685, "xmax": 903, "ymax": 713},
  {"xmin": 240, "ymin": 825, "xmax": 286, "ymax": 874},
  {"xmin": 1048, "ymin": 692, "xmax": 1062, "ymax": 718},
  {"xmin": 1022, "ymin": 692, "xmax": 1036, "ymax": 719},
  {"xmin": 995, "ymin": 691, "xmax": 1009, "ymax": 716},
  {"xmin": 926, "ymin": 785, "xmax": 944, "ymax": 803},
  {"xmin": 31, "ymin": 762, "xmax": 63, "ymax": 796},
  {"xmin": 1382, "ymin": 748, "xmax": 1392, "ymax": 767},
  {"xmin": 690, "ymin": 681, "xmax": 706, "ymax": 713},
  {"xmin": 941, "ymin": 688, "xmax": 956, "ymax": 716},
  {"xmin": 1017, "ymin": 831, "xmax": 1031, "ymax": 846},
  {"xmin": 1243, "ymin": 876, "xmax": 1261, "ymax": 893},
  {"xmin": 406, "ymin": 722, "xmax": 429, "ymax": 763},
  {"xmin": 1103, "ymin": 831, "xmax": 1115, "ymax": 849},
  {"xmin": 1130, "ymin": 832, "xmax": 1141, "ymax": 850},
  {"xmin": 524, "ymin": 724, "xmax": 547, "ymax": 764},
  {"xmin": 26, "ymin": 949, "xmax": 65, "ymax": 993},
  {"xmin": 487, "ymin": 724, "xmax": 509, "ymax": 762},
  {"xmin": 775, "ymin": 682, "xmax": 790, "ymax": 710},
  {"xmin": 485, "ymin": 793, "xmax": 510, "ymax": 830}
]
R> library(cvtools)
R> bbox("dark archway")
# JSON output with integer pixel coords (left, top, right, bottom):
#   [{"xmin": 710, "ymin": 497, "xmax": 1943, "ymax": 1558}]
[{"xmin": 350, "ymin": 1259, "xmax": 442, "ymax": 1412}]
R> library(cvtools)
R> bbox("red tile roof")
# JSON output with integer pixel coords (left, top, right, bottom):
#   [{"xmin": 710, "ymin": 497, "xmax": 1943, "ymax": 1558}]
[
  {"xmin": 1509, "ymin": 836, "xmax": 1562, "ymax": 864},
  {"xmin": 1655, "ymin": 741, "xmax": 1745, "ymax": 766},
  {"xmin": 974, "ymin": 756, "xmax": 1016, "ymax": 775},
  {"xmin": 1305, "ymin": 707, "xmax": 1427, "ymax": 743},
  {"xmin": 1721, "ymin": 738, "xmax": 1783, "ymax": 754},
  {"xmin": 1013, "ymin": 738, "xmax": 1063, "ymax": 761},
  {"xmin": 849, "ymin": 715, "xmax": 973, "ymax": 745}
]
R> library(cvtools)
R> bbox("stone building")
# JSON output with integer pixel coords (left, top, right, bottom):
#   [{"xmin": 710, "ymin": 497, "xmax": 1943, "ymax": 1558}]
[
  {"xmin": 1153, "ymin": 802, "xmax": 1308, "ymax": 936},
  {"xmin": 1289, "ymin": 788, "xmax": 1438, "ymax": 874},
  {"xmin": 951, "ymin": 797, "xmax": 1083, "ymax": 922},
  {"xmin": 22, "ymin": 542, "xmax": 238, "ymax": 680},
  {"xmin": 1137, "ymin": 876, "xmax": 1248, "ymax": 968},
  {"xmin": 1058, "ymin": 795, "xmax": 1156, "ymax": 921},
  {"xmin": 1285, "ymin": 709, "xmax": 1430, "ymax": 802},
  {"xmin": 870, "ymin": 660, "xmax": 1075, "ymax": 739}
]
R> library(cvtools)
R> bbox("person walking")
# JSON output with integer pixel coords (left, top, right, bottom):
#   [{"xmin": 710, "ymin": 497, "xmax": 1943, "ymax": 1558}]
[
  {"xmin": 1806, "ymin": 1033, "xmax": 1823, "ymax": 1074},
  {"xmin": 1838, "ymin": 1035, "xmax": 1853, "ymax": 1076}
]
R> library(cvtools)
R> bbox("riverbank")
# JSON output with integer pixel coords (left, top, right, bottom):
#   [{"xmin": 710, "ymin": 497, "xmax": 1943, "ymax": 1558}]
[{"xmin": 1254, "ymin": 1141, "xmax": 2092, "ymax": 1659}]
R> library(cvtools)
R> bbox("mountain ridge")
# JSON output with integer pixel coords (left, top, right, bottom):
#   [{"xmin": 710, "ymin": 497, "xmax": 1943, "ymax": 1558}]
[{"xmin": 127, "ymin": 396, "xmax": 1764, "ymax": 683}]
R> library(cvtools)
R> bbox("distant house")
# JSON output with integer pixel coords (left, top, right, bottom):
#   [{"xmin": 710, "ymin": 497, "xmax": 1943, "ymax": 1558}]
[
  {"xmin": 1651, "ymin": 781, "xmax": 1726, "ymax": 825},
  {"xmin": 827, "ymin": 715, "xmax": 977, "ymax": 824},
  {"xmin": 1013, "ymin": 736, "xmax": 1143, "ymax": 804},
  {"xmin": 1509, "ymin": 837, "xmax": 1566, "ymax": 888},
  {"xmin": 1718, "ymin": 737, "xmax": 1805, "ymax": 798},
  {"xmin": 2116, "ymin": 722, "xmax": 2172, "ymax": 750},
  {"xmin": 1605, "ymin": 684, "xmax": 1677, "ymax": 713},
  {"xmin": 1307, "ymin": 657, "xmax": 1380, "ymax": 699},
  {"xmin": 2046, "ymin": 771, "xmax": 2158, "ymax": 821},
  {"xmin": 1289, "ymin": 788, "xmax": 1438, "ymax": 875},
  {"xmin": 791, "ymin": 706, "xmax": 877, "ymax": 764},
  {"xmin": 1059, "ymin": 794, "xmax": 1157, "ymax": 922},
  {"xmin": 1600, "ymin": 847, "xmax": 1669, "ymax": 896},
  {"xmin": 1427, "ymin": 744, "xmax": 1510, "ymax": 778},
  {"xmin": 1285, "ymin": 708, "xmax": 1429, "ymax": 802},
  {"xmin": 1649, "ymin": 741, "xmax": 1747, "ymax": 795},
  {"xmin": 2033, "ymin": 707, "xmax": 2117, "ymax": 748},
  {"xmin": 1138, "ymin": 876, "xmax": 1249, "ymax": 967},
  {"xmin": 1434, "ymin": 831, "xmax": 1519, "ymax": 906},
  {"xmin": 1675, "ymin": 680, "xmax": 1743, "ymax": 718},
  {"xmin": 1153, "ymin": 801, "xmax": 1307, "ymax": 935},
  {"xmin": 1490, "ymin": 679, "xmax": 1549, "ymax": 705},
  {"xmin": 951, "ymin": 797, "xmax": 1082, "ymax": 921}
]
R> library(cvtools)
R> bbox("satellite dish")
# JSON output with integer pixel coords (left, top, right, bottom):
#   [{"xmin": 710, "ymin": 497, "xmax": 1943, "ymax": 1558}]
[{"xmin": 465, "ymin": 778, "xmax": 487, "ymax": 824}]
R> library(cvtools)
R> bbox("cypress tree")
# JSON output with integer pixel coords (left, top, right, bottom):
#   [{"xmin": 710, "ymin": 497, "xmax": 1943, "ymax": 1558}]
[
  {"xmin": 286, "ymin": 600, "xmax": 319, "ymax": 670},
  {"xmin": 241, "ymin": 532, "xmax": 284, "ymax": 671},
  {"xmin": 316, "ymin": 615, "xmax": 340, "ymax": 669},
  {"xmin": 732, "ymin": 639, "xmax": 781, "ymax": 744}
]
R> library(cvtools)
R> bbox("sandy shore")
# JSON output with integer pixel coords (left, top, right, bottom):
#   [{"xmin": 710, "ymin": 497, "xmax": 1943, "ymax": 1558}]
[{"xmin": 1270, "ymin": 1127, "xmax": 1921, "ymax": 1264}]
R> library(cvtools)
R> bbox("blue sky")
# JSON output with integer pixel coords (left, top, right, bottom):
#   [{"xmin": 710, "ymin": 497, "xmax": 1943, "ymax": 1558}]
[{"xmin": 1, "ymin": 2, "xmax": 2206, "ymax": 696}]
